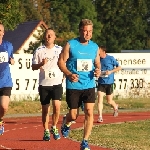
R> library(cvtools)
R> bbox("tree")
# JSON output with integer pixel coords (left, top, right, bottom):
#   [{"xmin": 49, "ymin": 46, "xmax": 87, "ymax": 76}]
[
  {"xmin": 96, "ymin": 0, "xmax": 149, "ymax": 52},
  {"xmin": 24, "ymin": 29, "xmax": 44, "ymax": 54},
  {"xmin": 20, "ymin": 0, "xmax": 42, "ymax": 22},
  {"xmin": 20, "ymin": 0, "xmax": 51, "ymax": 26},
  {"xmin": 49, "ymin": 0, "xmax": 102, "ymax": 46},
  {"xmin": 0, "ymin": 0, "xmax": 24, "ymax": 30}
]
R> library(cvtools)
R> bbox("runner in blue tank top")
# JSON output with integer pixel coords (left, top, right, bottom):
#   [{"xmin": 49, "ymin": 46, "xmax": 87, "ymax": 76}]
[
  {"xmin": 97, "ymin": 46, "xmax": 121, "ymax": 123},
  {"xmin": 58, "ymin": 19, "xmax": 101, "ymax": 150},
  {"xmin": 0, "ymin": 23, "xmax": 15, "ymax": 135}
]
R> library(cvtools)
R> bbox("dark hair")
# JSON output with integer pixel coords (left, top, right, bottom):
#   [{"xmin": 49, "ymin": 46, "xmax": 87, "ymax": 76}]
[
  {"xmin": 79, "ymin": 19, "xmax": 93, "ymax": 30},
  {"xmin": 100, "ymin": 46, "xmax": 107, "ymax": 52}
]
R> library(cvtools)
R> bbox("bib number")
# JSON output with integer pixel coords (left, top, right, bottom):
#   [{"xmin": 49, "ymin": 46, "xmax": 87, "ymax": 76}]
[
  {"xmin": 100, "ymin": 71, "xmax": 108, "ymax": 77},
  {"xmin": 0, "ymin": 52, "xmax": 8, "ymax": 63},
  {"xmin": 77, "ymin": 59, "xmax": 92, "ymax": 72},
  {"xmin": 45, "ymin": 69, "xmax": 58, "ymax": 79}
]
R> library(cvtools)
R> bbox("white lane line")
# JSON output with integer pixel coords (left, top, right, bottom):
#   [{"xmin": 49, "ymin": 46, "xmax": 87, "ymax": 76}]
[
  {"xmin": 0, "ymin": 144, "xmax": 12, "ymax": 150},
  {"xmin": 0, "ymin": 123, "xmax": 42, "ymax": 149}
]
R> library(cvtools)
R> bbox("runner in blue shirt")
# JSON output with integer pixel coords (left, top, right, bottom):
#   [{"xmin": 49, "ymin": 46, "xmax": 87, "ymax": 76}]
[
  {"xmin": 58, "ymin": 19, "xmax": 101, "ymax": 150},
  {"xmin": 97, "ymin": 46, "xmax": 121, "ymax": 123},
  {"xmin": 0, "ymin": 23, "xmax": 15, "ymax": 135}
]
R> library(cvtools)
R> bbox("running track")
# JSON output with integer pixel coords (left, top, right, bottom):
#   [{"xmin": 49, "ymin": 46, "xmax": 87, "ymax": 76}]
[{"xmin": 0, "ymin": 111, "xmax": 150, "ymax": 150}]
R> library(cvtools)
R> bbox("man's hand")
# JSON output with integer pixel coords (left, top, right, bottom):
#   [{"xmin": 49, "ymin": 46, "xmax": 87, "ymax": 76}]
[
  {"xmin": 94, "ymin": 68, "xmax": 101, "ymax": 77},
  {"xmin": 67, "ymin": 74, "xmax": 79, "ymax": 82},
  {"xmin": 41, "ymin": 58, "xmax": 48, "ymax": 66},
  {"xmin": 9, "ymin": 57, "xmax": 15, "ymax": 65}
]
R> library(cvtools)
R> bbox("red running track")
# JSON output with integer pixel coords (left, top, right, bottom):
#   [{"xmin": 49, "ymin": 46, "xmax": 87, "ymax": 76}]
[{"xmin": 0, "ymin": 111, "xmax": 150, "ymax": 150}]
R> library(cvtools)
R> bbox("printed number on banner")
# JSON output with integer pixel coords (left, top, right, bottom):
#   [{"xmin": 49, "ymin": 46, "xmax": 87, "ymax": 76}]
[
  {"xmin": 15, "ymin": 79, "xmax": 37, "ymax": 90},
  {"xmin": 114, "ymin": 78, "xmax": 144, "ymax": 90}
]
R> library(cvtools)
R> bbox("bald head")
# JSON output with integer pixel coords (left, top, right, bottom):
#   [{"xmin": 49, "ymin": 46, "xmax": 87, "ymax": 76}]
[{"xmin": 44, "ymin": 28, "xmax": 56, "ymax": 46}]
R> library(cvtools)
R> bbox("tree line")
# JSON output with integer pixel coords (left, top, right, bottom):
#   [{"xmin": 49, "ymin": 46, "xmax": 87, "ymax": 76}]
[{"xmin": 0, "ymin": 0, "xmax": 150, "ymax": 52}]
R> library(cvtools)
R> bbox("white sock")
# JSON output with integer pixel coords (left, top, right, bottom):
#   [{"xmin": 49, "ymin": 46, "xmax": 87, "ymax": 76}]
[{"xmin": 52, "ymin": 126, "xmax": 56, "ymax": 129}]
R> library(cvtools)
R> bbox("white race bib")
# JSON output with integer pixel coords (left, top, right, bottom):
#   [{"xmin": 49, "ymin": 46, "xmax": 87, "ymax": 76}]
[
  {"xmin": 100, "ymin": 71, "xmax": 108, "ymax": 77},
  {"xmin": 0, "ymin": 52, "xmax": 8, "ymax": 63},
  {"xmin": 77, "ymin": 59, "xmax": 92, "ymax": 72},
  {"xmin": 44, "ymin": 69, "xmax": 59, "ymax": 79}
]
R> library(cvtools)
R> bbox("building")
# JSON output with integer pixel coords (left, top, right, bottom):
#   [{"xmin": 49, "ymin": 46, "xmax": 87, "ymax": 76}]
[{"xmin": 3, "ymin": 20, "xmax": 48, "ymax": 54}]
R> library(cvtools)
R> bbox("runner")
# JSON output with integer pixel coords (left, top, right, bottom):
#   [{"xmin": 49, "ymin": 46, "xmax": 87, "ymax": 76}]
[
  {"xmin": 58, "ymin": 19, "xmax": 101, "ymax": 150},
  {"xmin": 32, "ymin": 28, "xmax": 63, "ymax": 141},
  {"xmin": 0, "ymin": 23, "xmax": 15, "ymax": 135},
  {"xmin": 97, "ymin": 46, "xmax": 121, "ymax": 123}
]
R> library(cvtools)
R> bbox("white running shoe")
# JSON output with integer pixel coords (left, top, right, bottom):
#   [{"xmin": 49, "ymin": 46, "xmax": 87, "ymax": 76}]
[{"xmin": 97, "ymin": 117, "xmax": 103, "ymax": 123}]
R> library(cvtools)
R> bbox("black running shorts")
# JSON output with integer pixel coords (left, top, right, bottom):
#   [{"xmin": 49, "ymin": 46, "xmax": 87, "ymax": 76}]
[
  {"xmin": 39, "ymin": 84, "xmax": 63, "ymax": 105},
  {"xmin": 0, "ymin": 87, "xmax": 12, "ymax": 97},
  {"xmin": 66, "ymin": 88, "xmax": 95, "ymax": 109},
  {"xmin": 97, "ymin": 84, "xmax": 113, "ymax": 95}
]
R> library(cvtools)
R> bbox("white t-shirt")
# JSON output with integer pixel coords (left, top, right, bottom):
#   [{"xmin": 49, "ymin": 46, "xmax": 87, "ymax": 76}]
[{"xmin": 32, "ymin": 44, "xmax": 63, "ymax": 86}]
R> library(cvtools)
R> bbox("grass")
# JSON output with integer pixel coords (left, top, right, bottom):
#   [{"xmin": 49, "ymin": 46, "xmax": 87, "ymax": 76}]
[
  {"xmin": 69, "ymin": 120, "xmax": 150, "ymax": 150},
  {"xmin": 7, "ymin": 97, "xmax": 150, "ymax": 115},
  {"xmin": 8, "ymin": 100, "xmax": 69, "ymax": 115}
]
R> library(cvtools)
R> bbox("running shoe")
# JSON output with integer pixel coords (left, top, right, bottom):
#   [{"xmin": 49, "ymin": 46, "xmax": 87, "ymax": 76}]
[
  {"xmin": 97, "ymin": 117, "xmax": 103, "ymax": 123},
  {"xmin": 43, "ymin": 130, "xmax": 50, "ymax": 141},
  {"xmin": 61, "ymin": 124, "xmax": 70, "ymax": 138},
  {"xmin": 0, "ymin": 120, "xmax": 4, "ymax": 135},
  {"xmin": 50, "ymin": 127, "xmax": 61, "ymax": 140},
  {"xmin": 113, "ymin": 104, "xmax": 119, "ymax": 117},
  {"xmin": 80, "ymin": 140, "xmax": 90, "ymax": 150}
]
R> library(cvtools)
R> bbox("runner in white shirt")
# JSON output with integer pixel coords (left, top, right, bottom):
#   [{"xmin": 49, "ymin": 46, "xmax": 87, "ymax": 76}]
[{"xmin": 32, "ymin": 28, "xmax": 63, "ymax": 141}]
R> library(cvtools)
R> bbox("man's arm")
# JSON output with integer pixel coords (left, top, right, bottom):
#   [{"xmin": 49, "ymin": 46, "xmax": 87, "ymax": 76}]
[
  {"xmin": 94, "ymin": 48, "xmax": 101, "ymax": 77},
  {"xmin": 9, "ymin": 43, "xmax": 15, "ymax": 65},
  {"xmin": 32, "ymin": 50, "xmax": 48, "ymax": 70},
  {"xmin": 110, "ymin": 66, "xmax": 121, "ymax": 73},
  {"xmin": 57, "ymin": 42, "xmax": 72, "ymax": 76},
  {"xmin": 106, "ymin": 57, "xmax": 121, "ymax": 75},
  {"xmin": 94, "ymin": 48, "xmax": 101, "ymax": 69}
]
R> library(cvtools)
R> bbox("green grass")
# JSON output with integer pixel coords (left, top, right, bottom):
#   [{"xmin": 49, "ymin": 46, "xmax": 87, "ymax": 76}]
[
  {"xmin": 7, "ymin": 97, "xmax": 150, "ymax": 115},
  {"xmin": 69, "ymin": 120, "xmax": 150, "ymax": 150}
]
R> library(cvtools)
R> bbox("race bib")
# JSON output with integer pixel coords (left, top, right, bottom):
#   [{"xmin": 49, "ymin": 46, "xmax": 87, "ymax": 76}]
[
  {"xmin": 77, "ymin": 59, "xmax": 92, "ymax": 72},
  {"xmin": 0, "ymin": 52, "xmax": 8, "ymax": 63},
  {"xmin": 100, "ymin": 71, "xmax": 108, "ymax": 77},
  {"xmin": 44, "ymin": 69, "xmax": 59, "ymax": 79}
]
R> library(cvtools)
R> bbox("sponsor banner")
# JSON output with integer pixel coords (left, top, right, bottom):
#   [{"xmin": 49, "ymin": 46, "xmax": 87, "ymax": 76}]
[{"xmin": 9, "ymin": 54, "xmax": 150, "ymax": 99}]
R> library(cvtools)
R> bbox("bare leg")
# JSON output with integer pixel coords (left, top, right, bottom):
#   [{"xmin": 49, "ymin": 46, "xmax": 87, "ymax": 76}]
[
  {"xmin": 52, "ymin": 100, "xmax": 61, "ymax": 126},
  {"xmin": 65, "ymin": 108, "xmax": 79, "ymax": 124},
  {"xmin": 0, "ymin": 96, "xmax": 10, "ymax": 119},
  {"xmin": 97, "ymin": 91, "xmax": 105, "ymax": 117},
  {"xmin": 83, "ymin": 103, "xmax": 95, "ymax": 140},
  {"xmin": 106, "ymin": 93, "xmax": 118, "ymax": 110},
  {"xmin": 42, "ymin": 104, "xmax": 50, "ymax": 130},
  {"xmin": 106, "ymin": 94, "xmax": 118, "ymax": 117}
]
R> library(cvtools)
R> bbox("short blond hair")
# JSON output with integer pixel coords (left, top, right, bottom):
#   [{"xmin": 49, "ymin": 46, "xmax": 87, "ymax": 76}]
[{"xmin": 79, "ymin": 19, "xmax": 93, "ymax": 29}]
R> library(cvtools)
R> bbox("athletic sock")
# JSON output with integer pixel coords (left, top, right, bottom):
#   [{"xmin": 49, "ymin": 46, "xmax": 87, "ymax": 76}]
[
  {"xmin": 66, "ymin": 122, "xmax": 72, "ymax": 127},
  {"xmin": 45, "ymin": 129, "xmax": 49, "ymax": 132},
  {"xmin": 52, "ymin": 126, "xmax": 56, "ymax": 129}
]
